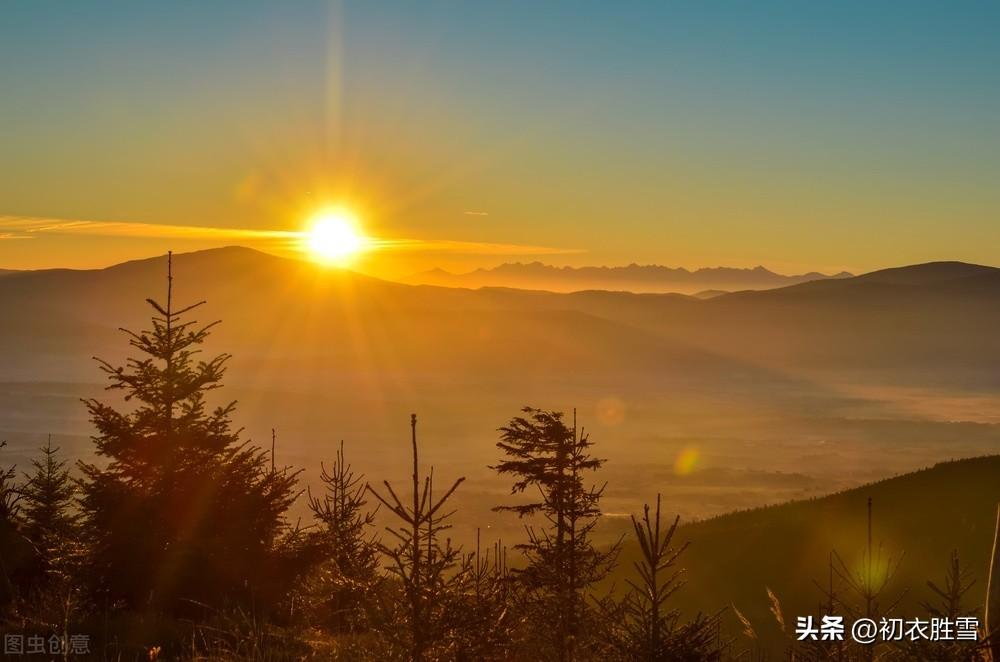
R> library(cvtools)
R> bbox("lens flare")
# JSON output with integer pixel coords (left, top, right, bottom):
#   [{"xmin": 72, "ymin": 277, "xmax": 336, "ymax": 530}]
[
  {"xmin": 596, "ymin": 396, "xmax": 626, "ymax": 426},
  {"xmin": 674, "ymin": 446, "xmax": 700, "ymax": 476}
]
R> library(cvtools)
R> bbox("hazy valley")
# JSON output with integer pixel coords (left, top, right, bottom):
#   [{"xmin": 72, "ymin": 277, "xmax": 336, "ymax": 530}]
[{"xmin": 2, "ymin": 248, "xmax": 999, "ymax": 554}]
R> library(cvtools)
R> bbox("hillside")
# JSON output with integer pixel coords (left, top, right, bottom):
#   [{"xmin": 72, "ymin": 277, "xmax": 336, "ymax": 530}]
[
  {"xmin": 8, "ymin": 248, "xmax": 1000, "ymax": 397},
  {"xmin": 0, "ymin": 247, "xmax": 778, "ymax": 385},
  {"xmin": 3, "ymin": 248, "xmax": 1000, "ymax": 552},
  {"xmin": 618, "ymin": 455, "xmax": 1000, "ymax": 653},
  {"xmin": 530, "ymin": 261, "xmax": 1000, "ymax": 387},
  {"xmin": 726, "ymin": 260, "xmax": 1000, "ymax": 300}
]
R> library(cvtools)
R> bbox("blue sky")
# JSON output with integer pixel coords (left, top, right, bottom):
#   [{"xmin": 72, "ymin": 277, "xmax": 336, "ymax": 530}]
[{"xmin": 1, "ymin": 1, "xmax": 998, "ymax": 273}]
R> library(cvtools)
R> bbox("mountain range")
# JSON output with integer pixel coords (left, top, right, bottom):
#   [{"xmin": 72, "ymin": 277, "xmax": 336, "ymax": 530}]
[
  {"xmin": 1, "ymin": 247, "xmax": 999, "ymax": 558},
  {"xmin": 405, "ymin": 261, "xmax": 854, "ymax": 294}
]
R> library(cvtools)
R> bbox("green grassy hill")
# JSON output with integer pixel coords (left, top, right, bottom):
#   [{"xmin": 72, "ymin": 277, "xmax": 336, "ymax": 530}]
[{"xmin": 610, "ymin": 455, "xmax": 1000, "ymax": 653}]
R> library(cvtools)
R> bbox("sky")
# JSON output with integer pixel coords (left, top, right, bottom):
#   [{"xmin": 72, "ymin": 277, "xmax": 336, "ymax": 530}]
[{"xmin": 1, "ymin": 1, "xmax": 999, "ymax": 276}]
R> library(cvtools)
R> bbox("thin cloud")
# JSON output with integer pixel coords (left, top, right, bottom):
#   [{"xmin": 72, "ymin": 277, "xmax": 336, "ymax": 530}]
[
  {"xmin": 0, "ymin": 215, "xmax": 582, "ymax": 257},
  {"xmin": 371, "ymin": 238, "xmax": 582, "ymax": 256},
  {"xmin": 0, "ymin": 216, "xmax": 296, "ymax": 241}
]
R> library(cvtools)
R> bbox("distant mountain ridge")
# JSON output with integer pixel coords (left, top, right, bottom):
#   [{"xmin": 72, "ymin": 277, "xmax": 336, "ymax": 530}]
[{"xmin": 404, "ymin": 261, "xmax": 853, "ymax": 294}]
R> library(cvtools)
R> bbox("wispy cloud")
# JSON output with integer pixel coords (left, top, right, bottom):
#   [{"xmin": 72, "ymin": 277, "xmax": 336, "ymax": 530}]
[
  {"xmin": 0, "ymin": 216, "xmax": 296, "ymax": 242},
  {"xmin": 371, "ymin": 237, "xmax": 582, "ymax": 256},
  {"xmin": 0, "ymin": 215, "xmax": 582, "ymax": 257}
]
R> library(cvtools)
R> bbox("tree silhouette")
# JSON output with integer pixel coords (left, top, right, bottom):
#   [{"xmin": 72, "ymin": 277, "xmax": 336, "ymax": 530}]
[
  {"xmin": 304, "ymin": 439, "xmax": 380, "ymax": 632},
  {"xmin": 831, "ymin": 497, "xmax": 905, "ymax": 662},
  {"xmin": 598, "ymin": 494, "xmax": 722, "ymax": 661},
  {"xmin": 21, "ymin": 436, "xmax": 78, "ymax": 578},
  {"xmin": 831, "ymin": 504, "xmax": 908, "ymax": 662},
  {"xmin": 77, "ymin": 252, "xmax": 299, "ymax": 612},
  {"xmin": 923, "ymin": 550, "xmax": 976, "ymax": 621},
  {"xmin": 366, "ymin": 414, "xmax": 466, "ymax": 661},
  {"xmin": 624, "ymin": 494, "xmax": 687, "ymax": 657},
  {"xmin": 493, "ymin": 407, "xmax": 620, "ymax": 661},
  {"xmin": 448, "ymin": 529, "xmax": 518, "ymax": 660},
  {"xmin": 904, "ymin": 550, "xmax": 982, "ymax": 662}
]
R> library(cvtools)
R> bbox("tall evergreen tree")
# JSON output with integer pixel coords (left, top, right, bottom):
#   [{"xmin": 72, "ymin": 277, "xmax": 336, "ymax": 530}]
[
  {"xmin": 493, "ymin": 407, "xmax": 620, "ymax": 661},
  {"xmin": 78, "ymin": 252, "xmax": 299, "ymax": 612}
]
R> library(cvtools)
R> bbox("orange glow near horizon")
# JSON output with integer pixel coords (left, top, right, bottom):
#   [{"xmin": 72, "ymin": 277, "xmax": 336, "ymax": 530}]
[{"xmin": 303, "ymin": 207, "xmax": 368, "ymax": 264}]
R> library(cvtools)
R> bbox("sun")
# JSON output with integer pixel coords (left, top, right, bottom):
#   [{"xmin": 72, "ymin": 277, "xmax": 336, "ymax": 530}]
[{"xmin": 304, "ymin": 207, "xmax": 367, "ymax": 263}]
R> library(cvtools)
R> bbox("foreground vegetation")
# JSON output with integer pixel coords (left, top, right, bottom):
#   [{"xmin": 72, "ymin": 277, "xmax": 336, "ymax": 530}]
[{"xmin": 0, "ymin": 254, "xmax": 998, "ymax": 661}]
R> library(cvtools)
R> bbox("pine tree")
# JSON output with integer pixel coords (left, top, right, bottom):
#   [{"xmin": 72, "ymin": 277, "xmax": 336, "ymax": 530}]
[
  {"xmin": 366, "ymin": 414, "xmax": 467, "ymax": 661},
  {"xmin": 493, "ymin": 407, "xmax": 620, "ymax": 661},
  {"xmin": 829, "ymin": 497, "xmax": 905, "ymax": 662},
  {"xmin": 904, "ymin": 550, "xmax": 981, "ymax": 662},
  {"xmin": 922, "ymin": 550, "xmax": 975, "ymax": 621},
  {"xmin": 447, "ymin": 529, "xmax": 518, "ymax": 660},
  {"xmin": 304, "ymin": 439, "xmax": 380, "ymax": 632},
  {"xmin": 21, "ymin": 435, "xmax": 78, "ymax": 577},
  {"xmin": 77, "ymin": 252, "xmax": 299, "ymax": 612},
  {"xmin": 599, "ymin": 494, "xmax": 722, "ymax": 661}
]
